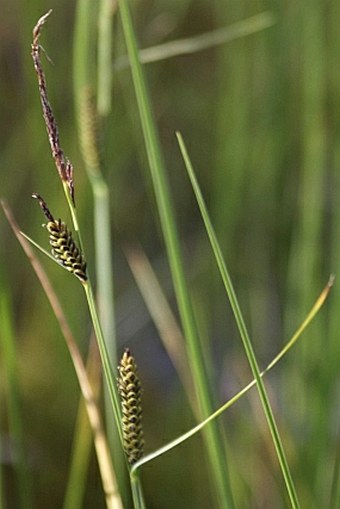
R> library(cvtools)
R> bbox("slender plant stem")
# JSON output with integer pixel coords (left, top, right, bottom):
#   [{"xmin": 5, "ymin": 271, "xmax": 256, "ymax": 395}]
[
  {"xmin": 131, "ymin": 274, "xmax": 331, "ymax": 473},
  {"xmin": 97, "ymin": 0, "xmax": 116, "ymax": 115},
  {"xmin": 330, "ymin": 418, "xmax": 340, "ymax": 509},
  {"xmin": 74, "ymin": 0, "xmax": 129, "ymax": 496},
  {"xmin": 63, "ymin": 182, "xmax": 85, "ymax": 251},
  {"xmin": 74, "ymin": 0, "xmax": 118, "ymax": 401},
  {"xmin": 114, "ymin": 12, "xmax": 275, "ymax": 69},
  {"xmin": 0, "ymin": 288, "xmax": 32, "ymax": 509},
  {"xmin": 130, "ymin": 474, "xmax": 147, "ymax": 509},
  {"xmin": 63, "ymin": 401, "xmax": 93, "ymax": 509},
  {"xmin": 63, "ymin": 338, "xmax": 101, "ymax": 509},
  {"xmin": 177, "ymin": 132, "xmax": 301, "ymax": 509},
  {"xmin": 118, "ymin": 1, "xmax": 235, "ymax": 507},
  {"xmin": 0, "ymin": 437, "xmax": 3, "ymax": 509},
  {"xmin": 83, "ymin": 281, "xmax": 123, "ymax": 442}
]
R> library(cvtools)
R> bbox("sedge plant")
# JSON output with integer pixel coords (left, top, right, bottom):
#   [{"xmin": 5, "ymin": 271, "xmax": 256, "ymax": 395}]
[{"xmin": 1, "ymin": 8, "xmax": 334, "ymax": 509}]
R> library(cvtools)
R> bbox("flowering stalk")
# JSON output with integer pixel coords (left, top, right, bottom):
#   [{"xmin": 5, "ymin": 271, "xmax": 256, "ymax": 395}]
[
  {"xmin": 31, "ymin": 10, "xmax": 75, "ymax": 203},
  {"xmin": 117, "ymin": 349, "xmax": 144, "ymax": 465},
  {"xmin": 32, "ymin": 193, "xmax": 87, "ymax": 283}
]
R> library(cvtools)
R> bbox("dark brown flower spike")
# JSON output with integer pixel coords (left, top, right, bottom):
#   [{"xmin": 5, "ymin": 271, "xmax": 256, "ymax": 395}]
[
  {"xmin": 31, "ymin": 10, "xmax": 75, "ymax": 204},
  {"xmin": 33, "ymin": 194, "xmax": 87, "ymax": 282},
  {"xmin": 117, "ymin": 349, "xmax": 144, "ymax": 464}
]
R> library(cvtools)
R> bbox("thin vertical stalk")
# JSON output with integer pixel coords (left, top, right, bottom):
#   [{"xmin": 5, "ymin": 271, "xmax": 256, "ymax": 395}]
[
  {"xmin": 63, "ymin": 403, "xmax": 93, "ymax": 509},
  {"xmin": 329, "ymin": 419, "xmax": 340, "ymax": 509},
  {"xmin": 285, "ymin": 4, "xmax": 328, "ymax": 501},
  {"xmin": 74, "ymin": 0, "xmax": 117, "ymax": 394},
  {"xmin": 0, "ymin": 276, "xmax": 33, "ymax": 509},
  {"xmin": 0, "ymin": 437, "xmax": 3, "ymax": 509},
  {"xmin": 329, "ymin": 2, "xmax": 340, "ymax": 507},
  {"xmin": 130, "ymin": 474, "xmax": 147, "ymax": 509},
  {"xmin": 118, "ymin": 1, "xmax": 235, "ymax": 507},
  {"xmin": 177, "ymin": 132, "xmax": 301, "ymax": 509},
  {"xmin": 212, "ymin": 0, "xmax": 250, "ymax": 246},
  {"xmin": 130, "ymin": 275, "xmax": 332, "ymax": 471},
  {"xmin": 63, "ymin": 338, "xmax": 101, "ymax": 509},
  {"xmin": 74, "ymin": 0, "xmax": 128, "ymax": 498},
  {"xmin": 97, "ymin": 0, "xmax": 116, "ymax": 116},
  {"xmin": 2, "ymin": 201, "xmax": 122, "ymax": 509},
  {"xmin": 83, "ymin": 281, "xmax": 122, "ymax": 440}
]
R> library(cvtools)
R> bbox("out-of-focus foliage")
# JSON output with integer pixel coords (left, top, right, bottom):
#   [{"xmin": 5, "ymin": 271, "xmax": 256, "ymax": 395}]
[{"xmin": 0, "ymin": 1, "xmax": 339, "ymax": 508}]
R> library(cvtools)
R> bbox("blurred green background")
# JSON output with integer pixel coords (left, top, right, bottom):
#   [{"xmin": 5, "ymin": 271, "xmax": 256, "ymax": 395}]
[{"xmin": 0, "ymin": 0, "xmax": 339, "ymax": 508}]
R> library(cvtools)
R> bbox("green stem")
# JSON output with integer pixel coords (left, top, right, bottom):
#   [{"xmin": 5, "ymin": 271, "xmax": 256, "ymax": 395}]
[
  {"xmin": 0, "ymin": 289, "xmax": 33, "ymax": 509},
  {"xmin": 131, "ymin": 273, "xmax": 331, "ymax": 473},
  {"xmin": 130, "ymin": 473, "xmax": 147, "ymax": 509},
  {"xmin": 114, "ymin": 12, "xmax": 275, "ymax": 69},
  {"xmin": 83, "ymin": 281, "xmax": 123, "ymax": 446},
  {"xmin": 118, "ymin": 2, "xmax": 235, "ymax": 507},
  {"xmin": 177, "ymin": 132, "xmax": 301, "ymax": 509},
  {"xmin": 91, "ymin": 177, "xmax": 116, "ymax": 364},
  {"xmin": 63, "ymin": 182, "xmax": 85, "ymax": 252},
  {"xmin": 97, "ymin": 0, "xmax": 114, "ymax": 116}
]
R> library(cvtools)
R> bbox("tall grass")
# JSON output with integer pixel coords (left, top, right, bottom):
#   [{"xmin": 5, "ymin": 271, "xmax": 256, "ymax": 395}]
[{"xmin": 0, "ymin": 1, "xmax": 338, "ymax": 508}]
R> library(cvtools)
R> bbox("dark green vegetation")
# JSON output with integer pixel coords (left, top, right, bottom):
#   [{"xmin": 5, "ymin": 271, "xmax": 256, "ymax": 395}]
[{"xmin": 0, "ymin": 1, "xmax": 339, "ymax": 508}]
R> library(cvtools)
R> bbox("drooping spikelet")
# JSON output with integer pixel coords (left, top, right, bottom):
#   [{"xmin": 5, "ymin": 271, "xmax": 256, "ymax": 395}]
[
  {"xmin": 47, "ymin": 219, "xmax": 87, "ymax": 282},
  {"xmin": 117, "ymin": 349, "xmax": 144, "ymax": 464},
  {"xmin": 33, "ymin": 194, "xmax": 87, "ymax": 282}
]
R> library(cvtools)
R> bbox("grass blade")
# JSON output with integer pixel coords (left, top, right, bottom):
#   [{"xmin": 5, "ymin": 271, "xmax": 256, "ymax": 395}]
[
  {"xmin": 330, "ymin": 418, "xmax": 340, "ymax": 508},
  {"xmin": 114, "ymin": 11, "xmax": 275, "ymax": 69},
  {"xmin": 75, "ymin": 3, "xmax": 131, "ymax": 501},
  {"xmin": 63, "ymin": 402, "xmax": 93, "ymax": 509},
  {"xmin": 0, "ymin": 273, "xmax": 33, "ymax": 509},
  {"xmin": 97, "ymin": 0, "xmax": 117, "ymax": 115},
  {"xmin": 131, "ymin": 275, "xmax": 332, "ymax": 472},
  {"xmin": 1, "ymin": 200, "xmax": 123, "ymax": 509},
  {"xmin": 118, "ymin": 1, "xmax": 235, "ymax": 507},
  {"xmin": 63, "ymin": 338, "xmax": 101, "ymax": 509},
  {"xmin": 125, "ymin": 244, "xmax": 196, "ymax": 409},
  {"xmin": 0, "ymin": 437, "xmax": 3, "ymax": 509},
  {"xmin": 176, "ymin": 131, "xmax": 301, "ymax": 509}
]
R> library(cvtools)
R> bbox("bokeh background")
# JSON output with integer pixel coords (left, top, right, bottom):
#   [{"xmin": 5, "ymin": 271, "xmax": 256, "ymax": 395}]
[{"xmin": 0, "ymin": 0, "xmax": 339, "ymax": 508}]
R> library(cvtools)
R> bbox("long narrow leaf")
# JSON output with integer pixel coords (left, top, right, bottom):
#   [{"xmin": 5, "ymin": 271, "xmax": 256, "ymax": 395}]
[
  {"xmin": 114, "ymin": 12, "xmax": 275, "ymax": 69},
  {"xmin": 130, "ymin": 275, "xmax": 332, "ymax": 473},
  {"xmin": 176, "ymin": 131, "xmax": 301, "ymax": 509},
  {"xmin": 118, "ymin": 2, "xmax": 235, "ymax": 507},
  {"xmin": 0, "ymin": 276, "xmax": 33, "ymax": 509},
  {"xmin": 1, "ymin": 200, "xmax": 123, "ymax": 509}
]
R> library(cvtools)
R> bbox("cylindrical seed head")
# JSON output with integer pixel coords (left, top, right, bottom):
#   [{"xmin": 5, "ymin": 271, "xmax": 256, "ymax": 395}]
[{"xmin": 117, "ymin": 349, "xmax": 144, "ymax": 464}]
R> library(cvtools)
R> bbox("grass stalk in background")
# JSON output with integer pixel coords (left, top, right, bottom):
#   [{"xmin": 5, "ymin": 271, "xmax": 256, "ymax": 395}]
[
  {"xmin": 1, "ymin": 201, "xmax": 123, "ymax": 509},
  {"xmin": 0, "ymin": 437, "xmax": 3, "ymax": 509},
  {"xmin": 33, "ymin": 8, "xmax": 129, "ymax": 505},
  {"xmin": 73, "ymin": 0, "xmax": 120, "ymax": 451},
  {"xmin": 328, "ymin": 4, "xmax": 340, "ymax": 507},
  {"xmin": 330, "ymin": 419, "xmax": 340, "ymax": 509},
  {"xmin": 285, "ymin": 3, "xmax": 328, "ymax": 502},
  {"xmin": 130, "ymin": 273, "xmax": 332, "ymax": 472},
  {"xmin": 63, "ymin": 338, "xmax": 101, "ymax": 509},
  {"xmin": 113, "ymin": 11, "xmax": 275, "ymax": 69},
  {"xmin": 74, "ymin": 0, "xmax": 117, "ymax": 369},
  {"xmin": 0, "ymin": 271, "xmax": 32, "ymax": 509},
  {"xmin": 125, "ymin": 245, "xmax": 196, "ymax": 410},
  {"xmin": 63, "ymin": 401, "xmax": 93, "ymax": 509},
  {"xmin": 118, "ymin": 1, "xmax": 235, "ymax": 507},
  {"xmin": 176, "ymin": 132, "xmax": 301, "ymax": 509},
  {"xmin": 75, "ymin": 43, "xmax": 124, "ymax": 496},
  {"xmin": 97, "ymin": 0, "xmax": 117, "ymax": 116},
  {"xmin": 211, "ymin": 0, "xmax": 251, "ymax": 256}
]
